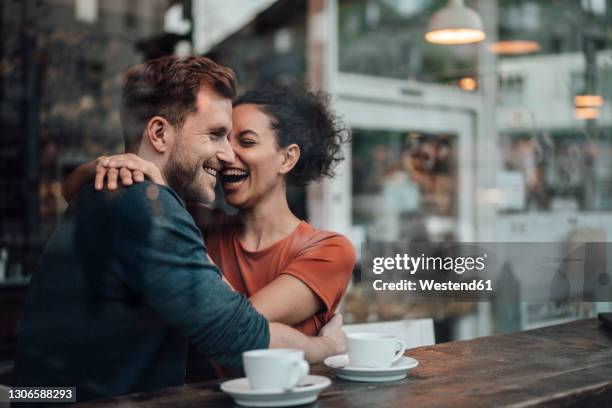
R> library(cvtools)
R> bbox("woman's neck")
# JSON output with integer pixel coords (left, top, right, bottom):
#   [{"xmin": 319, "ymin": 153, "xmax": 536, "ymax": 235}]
[{"xmin": 238, "ymin": 188, "xmax": 301, "ymax": 252}]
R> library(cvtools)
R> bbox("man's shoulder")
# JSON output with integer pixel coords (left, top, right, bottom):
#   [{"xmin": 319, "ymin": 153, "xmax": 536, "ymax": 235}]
[
  {"xmin": 76, "ymin": 181, "xmax": 187, "ymax": 226},
  {"xmin": 112, "ymin": 181, "xmax": 183, "ymax": 208}
]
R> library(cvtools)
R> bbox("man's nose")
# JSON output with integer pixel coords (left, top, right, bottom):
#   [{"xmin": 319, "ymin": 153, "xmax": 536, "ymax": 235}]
[{"xmin": 218, "ymin": 136, "xmax": 235, "ymax": 164}]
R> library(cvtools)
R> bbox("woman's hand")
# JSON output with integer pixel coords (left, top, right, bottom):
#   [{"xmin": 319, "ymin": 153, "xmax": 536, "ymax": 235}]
[
  {"xmin": 94, "ymin": 153, "xmax": 165, "ymax": 191},
  {"xmin": 269, "ymin": 314, "xmax": 346, "ymax": 363},
  {"xmin": 318, "ymin": 314, "xmax": 347, "ymax": 356}
]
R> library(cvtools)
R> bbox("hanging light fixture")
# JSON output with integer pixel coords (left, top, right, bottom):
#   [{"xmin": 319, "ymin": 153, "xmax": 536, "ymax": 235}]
[
  {"xmin": 425, "ymin": 0, "xmax": 486, "ymax": 45},
  {"xmin": 574, "ymin": 94, "xmax": 604, "ymax": 108},
  {"xmin": 488, "ymin": 40, "xmax": 540, "ymax": 56},
  {"xmin": 572, "ymin": 36, "xmax": 605, "ymax": 119},
  {"xmin": 458, "ymin": 77, "xmax": 478, "ymax": 91},
  {"xmin": 573, "ymin": 95, "xmax": 604, "ymax": 120},
  {"xmin": 574, "ymin": 107, "xmax": 599, "ymax": 120}
]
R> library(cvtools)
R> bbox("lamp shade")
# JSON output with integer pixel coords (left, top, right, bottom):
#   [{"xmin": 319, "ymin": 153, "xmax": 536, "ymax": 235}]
[{"xmin": 426, "ymin": 0, "xmax": 486, "ymax": 45}]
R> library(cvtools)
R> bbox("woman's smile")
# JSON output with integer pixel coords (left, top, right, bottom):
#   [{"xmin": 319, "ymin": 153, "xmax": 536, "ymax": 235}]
[{"xmin": 221, "ymin": 167, "xmax": 250, "ymax": 191}]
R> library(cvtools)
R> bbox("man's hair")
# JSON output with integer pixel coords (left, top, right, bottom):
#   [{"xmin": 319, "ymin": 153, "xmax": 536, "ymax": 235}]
[{"xmin": 120, "ymin": 56, "xmax": 237, "ymax": 152}]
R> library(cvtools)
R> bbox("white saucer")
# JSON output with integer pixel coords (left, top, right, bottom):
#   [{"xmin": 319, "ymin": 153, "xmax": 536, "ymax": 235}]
[
  {"xmin": 324, "ymin": 355, "xmax": 418, "ymax": 382},
  {"xmin": 220, "ymin": 374, "xmax": 331, "ymax": 407}
]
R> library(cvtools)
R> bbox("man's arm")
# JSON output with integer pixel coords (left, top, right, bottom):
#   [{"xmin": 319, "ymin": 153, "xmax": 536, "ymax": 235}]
[{"xmin": 111, "ymin": 184, "xmax": 342, "ymax": 366}]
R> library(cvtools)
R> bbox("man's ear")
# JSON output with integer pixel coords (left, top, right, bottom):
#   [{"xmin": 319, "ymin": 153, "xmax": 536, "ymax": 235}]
[
  {"xmin": 279, "ymin": 144, "xmax": 301, "ymax": 175},
  {"xmin": 144, "ymin": 116, "xmax": 174, "ymax": 154}
]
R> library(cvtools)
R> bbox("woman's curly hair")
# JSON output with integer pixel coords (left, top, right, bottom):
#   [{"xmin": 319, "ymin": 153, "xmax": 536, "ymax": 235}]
[{"xmin": 233, "ymin": 84, "xmax": 349, "ymax": 187}]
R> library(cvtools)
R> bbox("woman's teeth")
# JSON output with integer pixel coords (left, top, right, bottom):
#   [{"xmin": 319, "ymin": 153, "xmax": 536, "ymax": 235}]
[
  {"xmin": 223, "ymin": 169, "xmax": 248, "ymax": 176},
  {"xmin": 221, "ymin": 168, "xmax": 249, "ymax": 184}
]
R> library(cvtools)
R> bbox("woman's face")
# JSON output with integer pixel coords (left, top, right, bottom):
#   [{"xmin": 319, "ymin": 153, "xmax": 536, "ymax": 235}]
[{"xmin": 220, "ymin": 104, "xmax": 287, "ymax": 209}]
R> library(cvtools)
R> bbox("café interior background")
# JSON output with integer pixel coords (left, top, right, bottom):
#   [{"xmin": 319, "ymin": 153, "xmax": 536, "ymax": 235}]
[{"xmin": 1, "ymin": 0, "xmax": 612, "ymax": 365}]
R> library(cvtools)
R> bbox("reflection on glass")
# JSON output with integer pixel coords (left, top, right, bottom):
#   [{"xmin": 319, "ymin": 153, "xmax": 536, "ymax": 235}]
[
  {"xmin": 338, "ymin": 0, "xmax": 478, "ymax": 83},
  {"xmin": 342, "ymin": 0, "xmax": 612, "ymax": 330},
  {"xmin": 352, "ymin": 129, "xmax": 457, "ymax": 242},
  {"xmin": 500, "ymin": 132, "xmax": 612, "ymax": 212}
]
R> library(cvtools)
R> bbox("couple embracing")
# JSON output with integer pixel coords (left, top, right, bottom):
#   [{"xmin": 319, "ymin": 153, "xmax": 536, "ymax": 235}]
[{"xmin": 15, "ymin": 55, "xmax": 355, "ymax": 402}]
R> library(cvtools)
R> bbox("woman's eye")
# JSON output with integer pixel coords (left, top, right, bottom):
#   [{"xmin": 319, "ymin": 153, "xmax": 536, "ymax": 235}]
[{"xmin": 240, "ymin": 139, "xmax": 255, "ymax": 146}]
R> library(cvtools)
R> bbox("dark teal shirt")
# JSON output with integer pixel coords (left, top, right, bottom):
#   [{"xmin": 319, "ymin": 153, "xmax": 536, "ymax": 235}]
[{"xmin": 15, "ymin": 181, "xmax": 269, "ymax": 402}]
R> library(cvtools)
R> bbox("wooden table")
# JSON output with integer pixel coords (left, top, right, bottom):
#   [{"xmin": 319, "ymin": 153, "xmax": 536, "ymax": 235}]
[{"xmin": 76, "ymin": 318, "xmax": 612, "ymax": 408}]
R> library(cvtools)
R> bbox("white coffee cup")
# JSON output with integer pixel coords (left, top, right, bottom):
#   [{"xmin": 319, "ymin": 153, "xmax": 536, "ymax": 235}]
[
  {"xmin": 243, "ymin": 349, "xmax": 309, "ymax": 390},
  {"xmin": 347, "ymin": 333, "xmax": 406, "ymax": 368}
]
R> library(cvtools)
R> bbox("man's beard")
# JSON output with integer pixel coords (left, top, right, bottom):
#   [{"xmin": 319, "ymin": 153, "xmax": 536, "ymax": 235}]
[{"xmin": 164, "ymin": 145, "xmax": 212, "ymax": 204}]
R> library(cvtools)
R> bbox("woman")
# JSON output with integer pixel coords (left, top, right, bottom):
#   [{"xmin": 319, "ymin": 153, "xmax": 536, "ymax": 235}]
[{"xmin": 64, "ymin": 85, "xmax": 355, "ymax": 337}]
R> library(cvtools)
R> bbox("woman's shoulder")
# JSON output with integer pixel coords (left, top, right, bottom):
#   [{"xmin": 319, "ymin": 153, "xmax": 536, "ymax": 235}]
[
  {"xmin": 293, "ymin": 222, "xmax": 356, "ymax": 260},
  {"xmin": 285, "ymin": 223, "xmax": 356, "ymax": 292}
]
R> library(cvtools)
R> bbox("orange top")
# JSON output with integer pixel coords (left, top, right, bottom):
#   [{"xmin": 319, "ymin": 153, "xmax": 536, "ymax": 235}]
[{"xmin": 205, "ymin": 220, "xmax": 355, "ymax": 336}]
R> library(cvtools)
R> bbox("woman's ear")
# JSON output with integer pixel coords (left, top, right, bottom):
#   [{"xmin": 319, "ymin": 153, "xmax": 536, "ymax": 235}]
[
  {"xmin": 279, "ymin": 144, "xmax": 300, "ymax": 175},
  {"xmin": 145, "ymin": 116, "xmax": 174, "ymax": 154}
]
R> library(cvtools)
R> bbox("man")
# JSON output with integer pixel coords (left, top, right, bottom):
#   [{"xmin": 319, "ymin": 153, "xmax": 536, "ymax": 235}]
[{"xmin": 15, "ymin": 56, "xmax": 345, "ymax": 402}]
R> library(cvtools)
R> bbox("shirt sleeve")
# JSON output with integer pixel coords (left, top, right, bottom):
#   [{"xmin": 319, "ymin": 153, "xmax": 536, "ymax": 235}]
[
  {"xmin": 110, "ymin": 183, "xmax": 269, "ymax": 368},
  {"xmin": 281, "ymin": 233, "xmax": 356, "ymax": 315}
]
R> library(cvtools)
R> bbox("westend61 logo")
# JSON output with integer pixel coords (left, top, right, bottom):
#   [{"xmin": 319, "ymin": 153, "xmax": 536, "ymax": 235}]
[
  {"xmin": 363, "ymin": 244, "xmax": 495, "ymax": 297},
  {"xmin": 372, "ymin": 253, "xmax": 488, "ymax": 275},
  {"xmin": 361, "ymin": 242, "xmax": 612, "ymax": 301}
]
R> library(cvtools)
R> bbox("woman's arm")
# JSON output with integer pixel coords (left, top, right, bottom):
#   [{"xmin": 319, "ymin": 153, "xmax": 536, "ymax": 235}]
[
  {"xmin": 62, "ymin": 154, "xmax": 164, "ymax": 203},
  {"xmin": 62, "ymin": 160, "xmax": 99, "ymax": 203},
  {"xmin": 249, "ymin": 275, "xmax": 324, "ymax": 326},
  {"xmin": 249, "ymin": 234, "xmax": 355, "ymax": 328}
]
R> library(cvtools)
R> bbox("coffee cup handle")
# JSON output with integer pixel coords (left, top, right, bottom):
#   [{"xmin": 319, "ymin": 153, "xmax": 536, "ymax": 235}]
[
  {"xmin": 285, "ymin": 360, "xmax": 309, "ymax": 391},
  {"xmin": 392, "ymin": 340, "xmax": 406, "ymax": 364}
]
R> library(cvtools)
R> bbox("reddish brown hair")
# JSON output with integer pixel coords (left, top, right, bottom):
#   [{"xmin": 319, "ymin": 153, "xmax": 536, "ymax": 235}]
[{"xmin": 120, "ymin": 56, "xmax": 237, "ymax": 152}]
